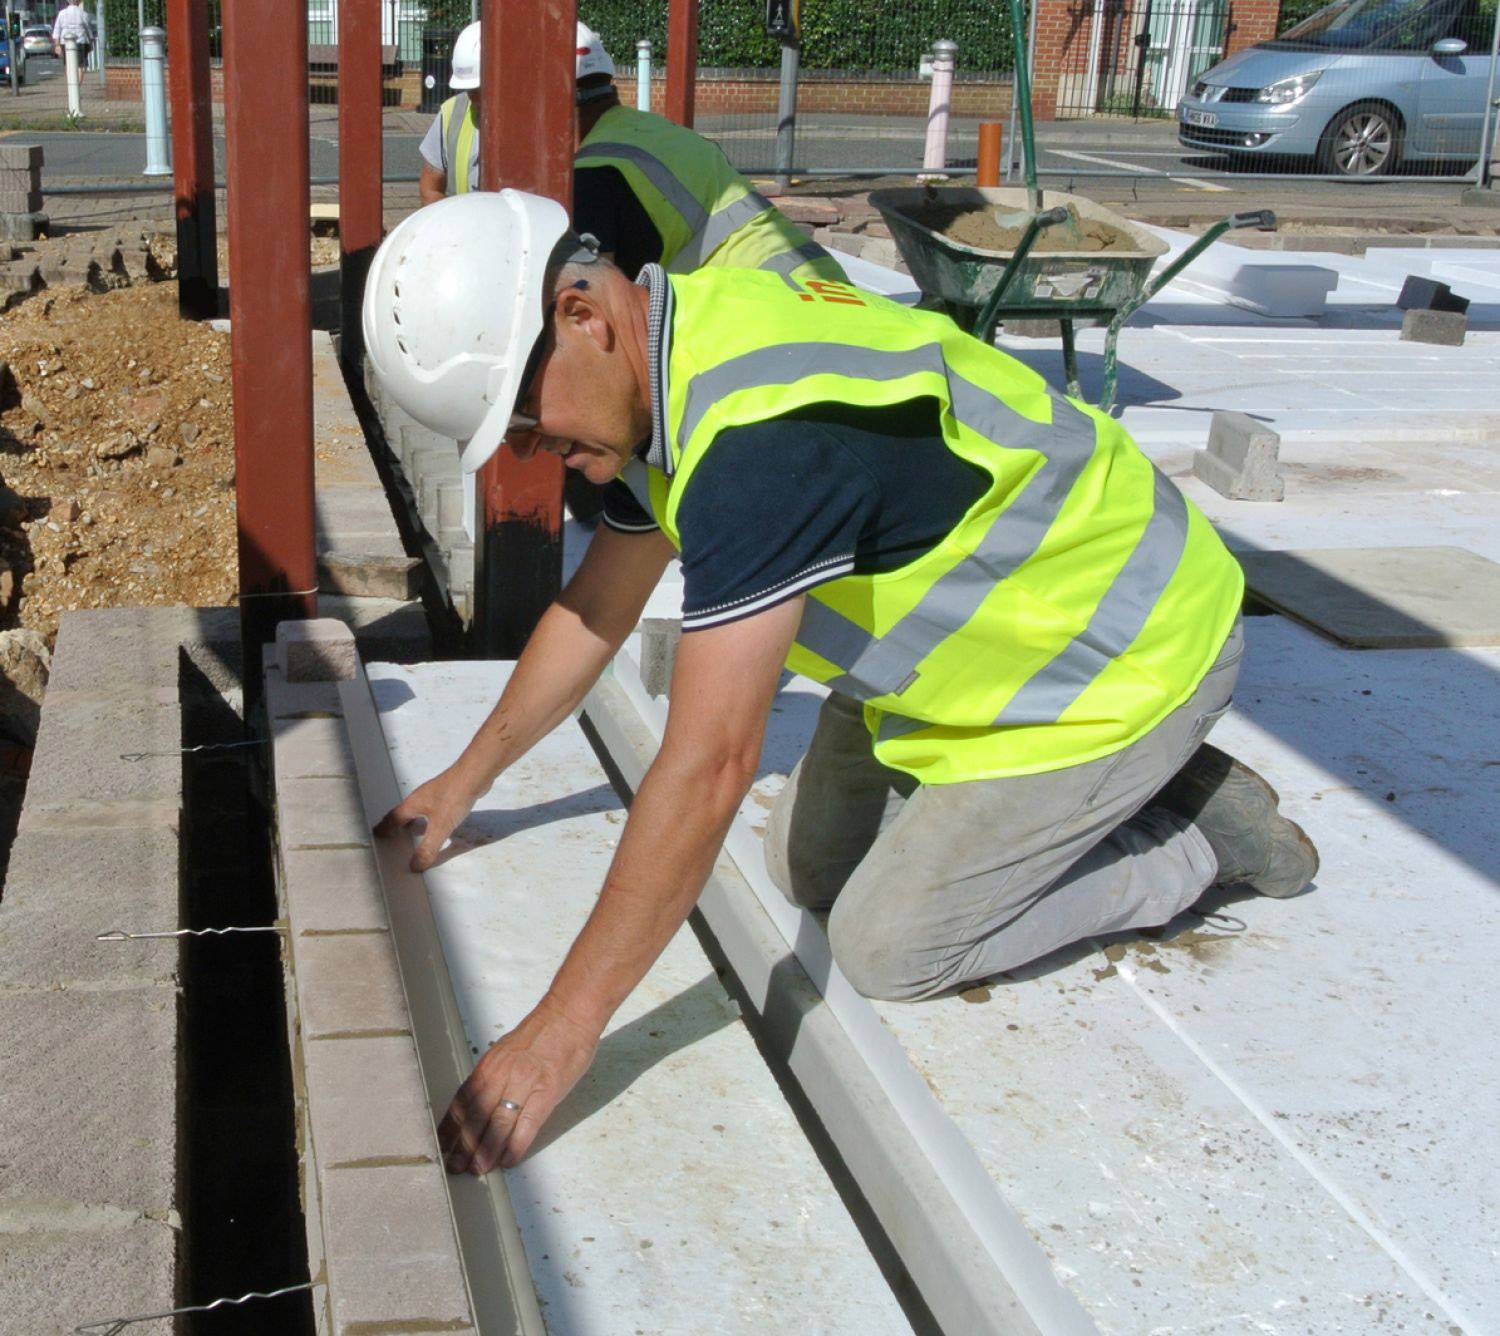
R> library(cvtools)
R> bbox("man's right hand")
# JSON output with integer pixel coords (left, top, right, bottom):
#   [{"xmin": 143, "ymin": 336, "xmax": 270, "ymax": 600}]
[{"xmin": 375, "ymin": 766, "xmax": 487, "ymax": 872}]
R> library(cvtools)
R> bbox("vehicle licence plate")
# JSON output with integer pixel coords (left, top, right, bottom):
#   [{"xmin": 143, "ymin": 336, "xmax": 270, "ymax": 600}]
[{"xmin": 1183, "ymin": 108, "xmax": 1219, "ymax": 129}]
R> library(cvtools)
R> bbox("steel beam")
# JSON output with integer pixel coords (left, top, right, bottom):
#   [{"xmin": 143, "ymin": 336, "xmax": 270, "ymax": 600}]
[
  {"xmin": 165, "ymin": 0, "xmax": 216, "ymax": 320},
  {"xmin": 665, "ymin": 0, "xmax": 698, "ymax": 127},
  {"xmin": 222, "ymin": 0, "xmax": 318, "ymax": 695},
  {"xmin": 338, "ymin": 0, "xmax": 383, "ymax": 374},
  {"xmin": 471, "ymin": 0, "xmax": 574, "ymax": 657}
]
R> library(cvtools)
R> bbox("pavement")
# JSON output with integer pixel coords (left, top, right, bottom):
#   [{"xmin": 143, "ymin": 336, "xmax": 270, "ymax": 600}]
[{"xmin": 4, "ymin": 53, "xmax": 1500, "ymax": 238}]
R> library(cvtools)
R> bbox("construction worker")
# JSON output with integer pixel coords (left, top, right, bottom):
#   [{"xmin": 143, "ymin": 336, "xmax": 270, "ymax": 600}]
[
  {"xmin": 362, "ymin": 191, "xmax": 1319, "ymax": 1177},
  {"xmin": 418, "ymin": 22, "xmax": 482, "ymax": 204},
  {"xmin": 572, "ymin": 22, "xmax": 845, "ymax": 284}
]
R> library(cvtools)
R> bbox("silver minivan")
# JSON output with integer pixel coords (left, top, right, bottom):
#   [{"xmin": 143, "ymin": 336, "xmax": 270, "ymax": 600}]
[{"xmin": 1177, "ymin": 0, "xmax": 1496, "ymax": 175}]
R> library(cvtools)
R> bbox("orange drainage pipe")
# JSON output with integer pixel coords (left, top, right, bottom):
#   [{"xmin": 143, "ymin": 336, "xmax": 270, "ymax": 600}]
[
  {"xmin": 665, "ymin": 0, "xmax": 698, "ymax": 127},
  {"xmin": 165, "ymin": 0, "xmax": 216, "ymax": 320},
  {"xmin": 338, "ymin": 0, "xmax": 383, "ymax": 374},
  {"xmin": 222, "ymin": 0, "xmax": 317, "ymax": 683},
  {"xmin": 471, "ymin": 0, "xmax": 575, "ymax": 657},
  {"xmin": 977, "ymin": 121, "xmax": 1004, "ymax": 187}
]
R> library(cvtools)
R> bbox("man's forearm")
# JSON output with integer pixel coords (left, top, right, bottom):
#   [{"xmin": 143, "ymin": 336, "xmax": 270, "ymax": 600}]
[{"xmin": 542, "ymin": 740, "xmax": 752, "ymax": 1034}]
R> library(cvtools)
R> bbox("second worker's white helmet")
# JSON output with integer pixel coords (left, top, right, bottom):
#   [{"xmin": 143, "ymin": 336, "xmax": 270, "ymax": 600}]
[
  {"xmin": 575, "ymin": 21, "xmax": 616, "ymax": 84},
  {"xmin": 362, "ymin": 191, "xmax": 586, "ymax": 474},
  {"xmin": 449, "ymin": 21, "xmax": 481, "ymax": 90}
]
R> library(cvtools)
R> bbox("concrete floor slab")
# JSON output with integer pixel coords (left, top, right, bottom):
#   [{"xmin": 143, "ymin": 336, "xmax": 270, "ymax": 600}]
[{"xmin": 1239, "ymin": 545, "xmax": 1500, "ymax": 647}]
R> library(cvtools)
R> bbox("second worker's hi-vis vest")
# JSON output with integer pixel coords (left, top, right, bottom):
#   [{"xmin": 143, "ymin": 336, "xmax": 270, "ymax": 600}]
[
  {"xmin": 576, "ymin": 104, "xmax": 846, "ymax": 284},
  {"xmin": 642, "ymin": 270, "xmax": 1245, "ymax": 785},
  {"xmin": 440, "ymin": 92, "xmax": 479, "ymax": 195}
]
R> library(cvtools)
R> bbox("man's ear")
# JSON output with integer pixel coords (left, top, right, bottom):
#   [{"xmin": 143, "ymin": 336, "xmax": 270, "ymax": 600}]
[{"xmin": 556, "ymin": 283, "xmax": 615, "ymax": 355}]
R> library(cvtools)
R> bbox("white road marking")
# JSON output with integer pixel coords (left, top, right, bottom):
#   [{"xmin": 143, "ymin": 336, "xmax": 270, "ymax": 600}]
[{"xmin": 1051, "ymin": 146, "xmax": 1232, "ymax": 191}]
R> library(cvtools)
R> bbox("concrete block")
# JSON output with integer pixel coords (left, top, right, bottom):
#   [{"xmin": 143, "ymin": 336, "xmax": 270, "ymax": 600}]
[
  {"xmin": 276, "ymin": 617, "xmax": 358, "ymax": 683},
  {"xmin": 0, "ymin": 1219, "xmax": 178, "ymax": 1336},
  {"xmin": 294, "ymin": 931, "xmax": 409, "ymax": 1039},
  {"xmin": 267, "ymin": 675, "xmax": 344, "ymax": 719},
  {"xmin": 0, "ymin": 143, "xmax": 43, "ymax": 170},
  {"xmin": 46, "ymin": 605, "xmax": 240, "ymax": 695},
  {"xmin": 317, "ymin": 550, "xmax": 421, "ymax": 601},
  {"xmin": 1400, "ymin": 307, "xmax": 1466, "ymax": 347},
  {"xmin": 271, "ymin": 711, "xmax": 354, "ymax": 780},
  {"xmin": 23, "ymin": 693, "xmax": 182, "ymax": 814},
  {"xmin": 0, "ymin": 826, "xmax": 180, "ymax": 990},
  {"xmin": 283, "ymin": 846, "xmax": 389, "ymax": 935},
  {"xmin": 278, "ymin": 774, "xmax": 370, "ymax": 851},
  {"xmin": 0, "ymin": 211, "xmax": 49, "ymax": 243},
  {"xmin": 322, "ymin": 1163, "xmax": 472, "ymax": 1333},
  {"xmin": 0, "ymin": 168, "xmax": 39, "ymax": 193},
  {"xmin": 436, "ymin": 480, "xmax": 465, "ymax": 533},
  {"xmin": 398, "ymin": 425, "xmax": 451, "ymax": 471},
  {"xmin": 1397, "ymin": 274, "xmax": 1469, "ymax": 315},
  {"xmin": 638, "ymin": 617, "xmax": 682, "ymax": 698},
  {"xmin": 315, "ymin": 487, "xmax": 404, "ymax": 540},
  {"xmin": 303, "ymin": 1034, "xmax": 433, "ymax": 1168},
  {"xmin": 1193, "ymin": 411, "xmax": 1284, "ymax": 503},
  {"xmin": 0, "ymin": 987, "xmax": 177, "ymax": 1216},
  {"xmin": 1237, "ymin": 545, "xmax": 1500, "ymax": 648},
  {"xmin": 0, "ymin": 190, "xmax": 43, "ymax": 215},
  {"xmin": 316, "ymin": 594, "xmax": 430, "ymax": 664}
]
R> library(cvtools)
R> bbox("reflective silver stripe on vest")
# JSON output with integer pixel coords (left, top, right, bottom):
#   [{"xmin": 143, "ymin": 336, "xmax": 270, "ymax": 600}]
[
  {"xmin": 575, "ymin": 142, "xmax": 780, "ymax": 272},
  {"xmin": 758, "ymin": 239, "xmax": 838, "ymax": 286},
  {"xmin": 576, "ymin": 141, "xmax": 709, "ymax": 252},
  {"xmin": 992, "ymin": 465, "xmax": 1188, "ymax": 725},
  {"xmin": 687, "ymin": 190, "xmax": 772, "ymax": 268},
  {"xmin": 443, "ymin": 93, "xmax": 472, "ymax": 191},
  {"xmin": 678, "ymin": 342, "xmax": 1097, "ymax": 699}
]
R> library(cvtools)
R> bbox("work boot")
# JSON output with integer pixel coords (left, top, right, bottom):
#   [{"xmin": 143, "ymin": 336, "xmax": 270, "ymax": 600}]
[{"xmin": 1156, "ymin": 743, "xmax": 1319, "ymax": 899}]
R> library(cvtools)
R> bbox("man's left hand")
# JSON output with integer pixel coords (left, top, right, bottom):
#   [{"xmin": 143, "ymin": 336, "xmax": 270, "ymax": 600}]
[{"xmin": 438, "ymin": 997, "xmax": 600, "ymax": 1174}]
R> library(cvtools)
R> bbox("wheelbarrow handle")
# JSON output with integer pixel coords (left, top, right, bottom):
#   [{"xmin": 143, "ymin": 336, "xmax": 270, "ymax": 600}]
[{"xmin": 1227, "ymin": 209, "xmax": 1277, "ymax": 231}]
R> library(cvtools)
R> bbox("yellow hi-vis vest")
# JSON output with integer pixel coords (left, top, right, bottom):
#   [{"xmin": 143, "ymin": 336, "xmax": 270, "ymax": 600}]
[
  {"xmin": 575, "ymin": 104, "xmax": 846, "ymax": 284},
  {"xmin": 440, "ymin": 92, "xmax": 479, "ymax": 195},
  {"xmin": 644, "ymin": 270, "xmax": 1245, "ymax": 784}
]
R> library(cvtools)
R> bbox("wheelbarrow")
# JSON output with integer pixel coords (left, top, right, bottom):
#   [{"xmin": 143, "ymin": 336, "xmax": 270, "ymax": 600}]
[{"xmin": 870, "ymin": 185, "xmax": 1277, "ymax": 410}]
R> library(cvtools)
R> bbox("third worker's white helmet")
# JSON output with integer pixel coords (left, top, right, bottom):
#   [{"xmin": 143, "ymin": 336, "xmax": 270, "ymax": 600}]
[{"xmin": 449, "ymin": 21, "xmax": 481, "ymax": 90}]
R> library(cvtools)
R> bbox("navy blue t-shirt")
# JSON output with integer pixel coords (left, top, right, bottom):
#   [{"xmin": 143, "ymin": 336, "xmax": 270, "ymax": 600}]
[{"xmin": 602, "ymin": 398, "xmax": 989, "ymax": 631}]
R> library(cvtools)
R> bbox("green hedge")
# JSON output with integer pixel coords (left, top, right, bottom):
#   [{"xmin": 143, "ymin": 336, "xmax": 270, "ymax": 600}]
[{"xmin": 588, "ymin": 0, "xmax": 1017, "ymax": 73}]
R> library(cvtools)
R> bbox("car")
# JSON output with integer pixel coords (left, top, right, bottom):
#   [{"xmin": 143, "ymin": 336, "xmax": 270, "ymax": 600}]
[
  {"xmin": 21, "ymin": 25, "xmax": 53, "ymax": 56},
  {"xmin": 1176, "ymin": 0, "xmax": 1497, "ymax": 176},
  {"xmin": 0, "ymin": 38, "xmax": 25, "ymax": 86}
]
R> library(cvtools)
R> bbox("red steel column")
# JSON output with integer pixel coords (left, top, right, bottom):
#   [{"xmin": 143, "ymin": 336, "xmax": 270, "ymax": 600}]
[
  {"xmin": 472, "ymin": 0, "xmax": 575, "ymax": 658},
  {"xmin": 665, "ymin": 0, "xmax": 698, "ymax": 127},
  {"xmin": 338, "ymin": 0, "xmax": 383, "ymax": 373},
  {"xmin": 165, "ymin": 0, "xmax": 216, "ymax": 320},
  {"xmin": 222, "ymin": 0, "xmax": 317, "ymax": 682}
]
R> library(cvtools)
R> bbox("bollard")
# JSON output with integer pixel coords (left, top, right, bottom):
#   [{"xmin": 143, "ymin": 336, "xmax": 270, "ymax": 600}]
[
  {"xmin": 920, "ymin": 38, "xmax": 957, "ymax": 179},
  {"xmin": 977, "ymin": 121, "xmax": 1003, "ymax": 186},
  {"xmin": 63, "ymin": 37, "xmax": 82, "ymax": 118},
  {"xmin": 636, "ymin": 38, "xmax": 651, "ymax": 111},
  {"xmin": 140, "ymin": 26, "xmax": 171, "ymax": 176}
]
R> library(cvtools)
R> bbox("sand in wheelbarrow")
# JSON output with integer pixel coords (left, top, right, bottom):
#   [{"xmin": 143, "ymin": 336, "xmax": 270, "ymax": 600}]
[{"xmin": 907, "ymin": 202, "xmax": 1136, "ymax": 254}]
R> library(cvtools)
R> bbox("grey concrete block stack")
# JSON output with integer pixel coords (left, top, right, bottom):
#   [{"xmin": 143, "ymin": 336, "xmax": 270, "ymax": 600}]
[
  {"xmin": 266, "ymin": 620, "xmax": 477, "ymax": 1335},
  {"xmin": 0, "ymin": 142, "xmax": 47, "ymax": 243},
  {"xmin": 0, "ymin": 606, "xmax": 239, "ymax": 1336}
]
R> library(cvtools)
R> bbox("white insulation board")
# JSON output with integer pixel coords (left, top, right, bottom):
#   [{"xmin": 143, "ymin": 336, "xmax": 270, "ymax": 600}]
[{"xmin": 367, "ymin": 661, "xmax": 911, "ymax": 1336}]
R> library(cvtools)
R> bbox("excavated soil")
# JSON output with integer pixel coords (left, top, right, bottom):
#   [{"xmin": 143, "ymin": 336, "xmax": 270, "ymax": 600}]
[
  {"xmin": 908, "ymin": 203, "xmax": 1139, "ymax": 255},
  {"xmin": 0, "ymin": 266, "xmax": 238, "ymax": 644}
]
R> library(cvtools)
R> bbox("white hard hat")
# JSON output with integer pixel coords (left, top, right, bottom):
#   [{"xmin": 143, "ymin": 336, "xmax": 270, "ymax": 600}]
[
  {"xmin": 449, "ymin": 21, "xmax": 480, "ymax": 90},
  {"xmin": 362, "ymin": 191, "xmax": 571, "ymax": 474},
  {"xmin": 576, "ymin": 21, "xmax": 615, "ymax": 83}
]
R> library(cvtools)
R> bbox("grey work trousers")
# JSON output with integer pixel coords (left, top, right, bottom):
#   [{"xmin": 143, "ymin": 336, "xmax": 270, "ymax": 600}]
[{"xmin": 763, "ymin": 621, "xmax": 1244, "ymax": 1001}]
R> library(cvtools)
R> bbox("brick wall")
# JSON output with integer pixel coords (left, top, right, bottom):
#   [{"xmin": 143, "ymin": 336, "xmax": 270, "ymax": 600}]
[
  {"xmin": 1027, "ymin": 0, "xmax": 1282, "ymax": 119},
  {"xmin": 107, "ymin": 62, "xmax": 1012, "ymax": 120}
]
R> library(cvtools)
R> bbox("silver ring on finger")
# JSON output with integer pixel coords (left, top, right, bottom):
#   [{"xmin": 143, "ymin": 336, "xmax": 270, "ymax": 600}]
[{"xmin": 498, "ymin": 1098, "xmax": 522, "ymax": 1113}]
